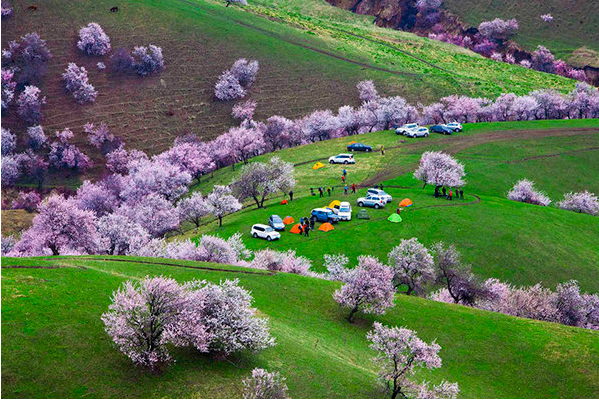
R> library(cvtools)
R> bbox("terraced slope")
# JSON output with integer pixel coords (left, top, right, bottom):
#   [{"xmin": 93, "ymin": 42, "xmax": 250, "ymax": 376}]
[{"xmin": 2, "ymin": 256, "xmax": 598, "ymax": 398}]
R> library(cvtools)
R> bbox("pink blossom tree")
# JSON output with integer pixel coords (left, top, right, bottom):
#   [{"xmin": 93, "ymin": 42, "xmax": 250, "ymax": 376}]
[
  {"xmin": 155, "ymin": 142, "xmax": 215, "ymax": 183},
  {"xmin": 75, "ymin": 179, "xmax": 121, "ymax": 217},
  {"xmin": 230, "ymin": 58, "xmax": 259, "ymax": 87},
  {"xmin": 131, "ymin": 45, "xmax": 164, "ymax": 76},
  {"xmin": 557, "ymin": 190, "xmax": 598, "ymax": 215},
  {"xmin": 530, "ymin": 89, "xmax": 567, "ymax": 119},
  {"xmin": 105, "ymin": 146, "xmax": 148, "ymax": 175},
  {"xmin": 357, "ymin": 80, "xmax": 379, "ymax": 103},
  {"xmin": 3, "ymin": 32, "xmax": 52, "ymax": 86},
  {"xmin": 110, "ymin": 48, "xmax": 135, "ymax": 74},
  {"xmin": 25, "ymin": 125, "xmax": 47, "ymax": 149},
  {"xmin": 84, "ymin": 122, "xmax": 122, "ymax": 154},
  {"xmin": 478, "ymin": 18, "xmax": 518, "ymax": 42},
  {"xmin": 120, "ymin": 158, "xmax": 191, "ymax": 203},
  {"xmin": 367, "ymin": 322, "xmax": 456, "ymax": 399},
  {"xmin": 48, "ymin": 128, "xmax": 93, "ymax": 172},
  {"xmin": 101, "ymin": 276, "xmax": 189, "ymax": 370},
  {"xmin": 176, "ymin": 192, "xmax": 212, "ymax": 227},
  {"xmin": 62, "ymin": 63, "xmax": 97, "ymax": 103},
  {"xmin": 333, "ymin": 255, "xmax": 395, "ymax": 322},
  {"xmin": 17, "ymin": 85, "xmax": 45, "ymax": 124},
  {"xmin": 194, "ymin": 279, "xmax": 275, "ymax": 356},
  {"xmin": 214, "ymin": 70, "xmax": 246, "ymax": 100},
  {"xmin": 388, "ymin": 238, "xmax": 435, "ymax": 295},
  {"xmin": 413, "ymin": 151, "xmax": 465, "ymax": 190},
  {"xmin": 15, "ymin": 149, "xmax": 48, "ymax": 187},
  {"xmin": 1, "ymin": 155, "xmax": 20, "ymax": 187},
  {"xmin": 1, "ymin": 235, "xmax": 16, "ymax": 255},
  {"xmin": 224, "ymin": 125, "xmax": 266, "ymax": 164},
  {"xmin": 206, "ymin": 185, "xmax": 242, "ymax": 226},
  {"xmin": 11, "ymin": 191, "xmax": 41, "ymax": 212},
  {"xmin": 116, "ymin": 193, "xmax": 179, "ymax": 237},
  {"xmin": 507, "ymin": 179, "xmax": 551, "ymax": 206},
  {"xmin": 262, "ymin": 115, "xmax": 295, "ymax": 150},
  {"xmin": 77, "ymin": 23, "xmax": 111, "ymax": 56},
  {"xmin": 233, "ymin": 156, "xmax": 295, "ymax": 208},
  {"xmin": 232, "ymin": 100, "xmax": 257, "ymax": 126},
  {"xmin": 530, "ymin": 45, "xmax": 555, "ymax": 73},
  {"xmin": 1, "ymin": 68, "xmax": 16, "ymax": 110},
  {"xmin": 242, "ymin": 368, "xmax": 289, "ymax": 399},
  {"xmin": 1, "ymin": 127, "xmax": 16, "ymax": 155},
  {"xmin": 301, "ymin": 109, "xmax": 338, "ymax": 143},
  {"xmin": 12, "ymin": 194, "xmax": 101, "ymax": 255},
  {"xmin": 540, "ymin": 14, "xmax": 553, "ymax": 22},
  {"xmin": 432, "ymin": 242, "xmax": 488, "ymax": 306},
  {"xmin": 97, "ymin": 213, "xmax": 150, "ymax": 255}
]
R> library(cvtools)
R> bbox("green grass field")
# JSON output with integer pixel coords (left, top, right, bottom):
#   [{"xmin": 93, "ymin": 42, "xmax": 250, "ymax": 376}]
[
  {"xmin": 2, "ymin": 256, "xmax": 598, "ymax": 398},
  {"xmin": 179, "ymin": 119, "xmax": 599, "ymax": 292}
]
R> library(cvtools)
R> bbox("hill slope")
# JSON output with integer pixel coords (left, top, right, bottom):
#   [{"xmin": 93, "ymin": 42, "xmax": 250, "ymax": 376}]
[
  {"xmin": 180, "ymin": 119, "xmax": 599, "ymax": 292},
  {"xmin": 1, "ymin": 0, "xmax": 579, "ymax": 167},
  {"xmin": 2, "ymin": 256, "xmax": 599, "ymax": 398}
]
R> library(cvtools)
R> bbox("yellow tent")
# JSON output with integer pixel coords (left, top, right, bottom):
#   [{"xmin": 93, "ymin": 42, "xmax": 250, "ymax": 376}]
[
  {"xmin": 328, "ymin": 200, "xmax": 341, "ymax": 209},
  {"xmin": 313, "ymin": 162, "xmax": 325, "ymax": 170},
  {"xmin": 319, "ymin": 222, "xmax": 335, "ymax": 232}
]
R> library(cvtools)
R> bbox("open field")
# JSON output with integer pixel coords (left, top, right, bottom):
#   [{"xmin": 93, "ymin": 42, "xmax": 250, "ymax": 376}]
[
  {"xmin": 2, "ymin": 256, "xmax": 599, "ymax": 398},
  {"xmin": 1, "ymin": 0, "xmax": 580, "ymax": 179},
  {"xmin": 179, "ymin": 120, "xmax": 599, "ymax": 292}
]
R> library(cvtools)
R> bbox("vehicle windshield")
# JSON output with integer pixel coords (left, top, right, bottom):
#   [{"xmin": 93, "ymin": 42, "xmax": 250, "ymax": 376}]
[
  {"xmin": 272, "ymin": 216, "xmax": 282, "ymax": 223},
  {"xmin": 340, "ymin": 206, "xmax": 350, "ymax": 212},
  {"xmin": 265, "ymin": 226, "xmax": 274, "ymax": 232}
]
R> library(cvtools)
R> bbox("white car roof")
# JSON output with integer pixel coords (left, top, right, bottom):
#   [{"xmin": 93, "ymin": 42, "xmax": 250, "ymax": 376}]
[
  {"xmin": 340, "ymin": 201, "xmax": 351, "ymax": 206},
  {"xmin": 253, "ymin": 224, "xmax": 270, "ymax": 229},
  {"xmin": 313, "ymin": 208, "xmax": 331, "ymax": 212}
]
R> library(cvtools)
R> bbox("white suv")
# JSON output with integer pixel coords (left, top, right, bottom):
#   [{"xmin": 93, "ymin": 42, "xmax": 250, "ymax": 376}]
[
  {"xmin": 250, "ymin": 224, "xmax": 281, "ymax": 241},
  {"xmin": 406, "ymin": 127, "xmax": 429, "ymax": 138},
  {"xmin": 338, "ymin": 201, "xmax": 352, "ymax": 221},
  {"xmin": 444, "ymin": 122, "xmax": 463, "ymax": 132},
  {"xmin": 367, "ymin": 189, "xmax": 392, "ymax": 204},
  {"xmin": 328, "ymin": 154, "xmax": 356, "ymax": 164},
  {"xmin": 395, "ymin": 123, "xmax": 419, "ymax": 135},
  {"xmin": 357, "ymin": 195, "xmax": 386, "ymax": 209}
]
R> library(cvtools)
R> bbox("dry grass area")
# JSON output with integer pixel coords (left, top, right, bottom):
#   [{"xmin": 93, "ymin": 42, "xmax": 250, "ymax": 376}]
[{"xmin": 1, "ymin": 209, "xmax": 34, "ymax": 237}]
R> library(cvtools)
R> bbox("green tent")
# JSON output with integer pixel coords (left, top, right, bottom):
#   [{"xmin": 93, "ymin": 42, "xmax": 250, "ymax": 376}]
[
  {"xmin": 356, "ymin": 209, "xmax": 370, "ymax": 219},
  {"xmin": 388, "ymin": 213, "xmax": 402, "ymax": 223}
]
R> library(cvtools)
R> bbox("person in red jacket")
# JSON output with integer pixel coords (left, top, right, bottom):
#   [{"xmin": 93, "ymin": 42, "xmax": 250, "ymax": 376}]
[{"xmin": 448, "ymin": 188, "xmax": 453, "ymax": 201}]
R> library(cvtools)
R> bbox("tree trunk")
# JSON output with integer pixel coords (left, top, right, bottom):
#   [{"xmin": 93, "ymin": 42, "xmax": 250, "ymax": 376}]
[
  {"xmin": 50, "ymin": 244, "xmax": 59, "ymax": 256},
  {"xmin": 218, "ymin": 216, "xmax": 223, "ymax": 227},
  {"xmin": 347, "ymin": 306, "xmax": 359, "ymax": 323}
]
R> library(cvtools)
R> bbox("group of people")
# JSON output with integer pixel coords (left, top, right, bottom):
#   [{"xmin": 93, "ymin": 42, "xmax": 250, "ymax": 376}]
[
  {"xmin": 313, "ymin": 186, "xmax": 334, "ymax": 197},
  {"xmin": 435, "ymin": 186, "xmax": 464, "ymax": 200},
  {"xmin": 298, "ymin": 215, "xmax": 316, "ymax": 237}
]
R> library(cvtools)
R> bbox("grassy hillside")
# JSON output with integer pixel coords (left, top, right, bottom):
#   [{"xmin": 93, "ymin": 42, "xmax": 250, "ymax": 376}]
[
  {"xmin": 179, "ymin": 119, "xmax": 599, "ymax": 292},
  {"xmin": 2, "ymin": 256, "xmax": 598, "ymax": 398},
  {"xmin": 443, "ymin": 0, "xmax": 599, "ymax": 61},
  {"xmin": 1, "ymin": 0, "xmax": 579, "ymax": 169}
]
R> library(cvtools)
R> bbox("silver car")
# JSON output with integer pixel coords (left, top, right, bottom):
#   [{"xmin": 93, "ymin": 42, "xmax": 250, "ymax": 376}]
[
  {"xmin": 395, "ymin": 123, "xmax": 419, "ymax": 135},
  {"xmin": 357, "ymin": 195, "xmax": 386, "ymax": 209},
  {"xmin": 367, "ymin": 189, "xmax": 392, "ymax": 204},
  {"xmin": 406, "ymin": 127, "xmax": 429, "ymax": 138}
]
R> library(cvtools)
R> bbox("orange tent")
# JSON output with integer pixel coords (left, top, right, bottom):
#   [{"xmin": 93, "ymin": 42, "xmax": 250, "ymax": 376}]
[
  {"xmin": 283, "ymin": 216, "xmax": 295, "ymax": 225},
  {"xmin": 289, "ymin": 223, "xmax": 302, "ymax": 234},
  {"xmin": 348, "ymin": 141, "xmax": 357, "ymax": 145},
  {"xmin": 399, "ymin": 198, "xmax": 413, "ymax": 208},
  {"xmin": 318, "ymin": 222, "xmax": 335, "ymax": 232},
  {"xmin": 281, "ymin": 199, "xmax": 288, "ymax": 205}
]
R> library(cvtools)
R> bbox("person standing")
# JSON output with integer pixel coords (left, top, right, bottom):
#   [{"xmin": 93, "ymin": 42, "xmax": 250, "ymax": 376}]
[
  {"xmin": 319, "ymin": 187, "xmax": 324, "ymax": 197},
  {"xmin": 343, "ymin": 168, "xmax": 347, "ymax": 177},
  {"xmin": 344, "ymin": 185, "xmax": 348, "ymax": 195},
  {"xmin": 341, "ymin": 175, "xmax": 346, "ymax": 184},
  {"xmin": 304, "ymin": 223, "xmax": 310, "ymax": 237},
  {"xmin": 448, "ymin": 188, "xmax": 453, "ymax": 201},
  {"xmin": 460, "ymin": 189, "xmax": 464, "ymax": 199},
  {"xmin": 310, "ymin": 187, "xmax": 315, "ymax": 196},
  {"xmin": 442, "ymin": 187, "xmax": 447, "ymax": 198},
  {"xmin": 300, "ymin": 217, "xmax": 304, "ymax": 226},
  {"xmin": 327, "ymin": 187, "xmax": 331, "ymax": 196},
  {"xmin": 351, "ymin": 183, "xmax": 356, "ymax": 193},
  {"xmin": 380, "ymin": 183, "xmax": 384, "ymax": 191},
  {"xmin": 289, "ymin": 190, "xmax": 294, "ymax": 201},
  {"xmin": 381, "ymin": 146, "xmax": 385, "ymax": 155},
  {"xmin": 310, "ymin": 216, "xmax": 315, "ymax": 230}
]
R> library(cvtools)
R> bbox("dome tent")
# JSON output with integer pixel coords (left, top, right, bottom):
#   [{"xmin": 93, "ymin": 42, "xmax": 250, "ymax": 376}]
[{"xmin": 313, "ymin": 162, "xmax": 325, "ymax": 170}]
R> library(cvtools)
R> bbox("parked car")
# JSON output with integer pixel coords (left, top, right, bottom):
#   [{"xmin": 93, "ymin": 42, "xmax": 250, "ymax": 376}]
[
  {"xmin": 430, "ymin": 125, "xmax": 453, "ymax": 135},
  {"xmin": 444, "ymin": 122, "xmax": 463, "ymax": 132},
  {"xmin": 251, "ymin": 224, "xmax": 281, "ymax": 241},
  {"xmin": 328, "ymin": 153, "xmax": 356, "ymax": 164},
  {"xmin": 367, "ymin": 188, "xmax": 393, "ymax": 203},
  {"xmin": 311, "ymin": 208, "xmax": 340, "ymax": 223},
  {"xmin": 406, "ymin": 127, "xmax": 430, "ymax": 138},
  {"xmin": 357, "ymin": 195, "xmax": 386, "ymax": 209},
  {"xmin": 395, "ymin": 123, "xmax": 419, "ymax": 135},
  {"xmin": 338, "ymin": 201, "xmax": 352, "ymax": 221},
  {"xmin": 347, "ymin": 143, "xmax": 373, "ymax": 152},
  {"xmin": 268, "ymin": 215, "xmax": 285, "ymax": 231}
]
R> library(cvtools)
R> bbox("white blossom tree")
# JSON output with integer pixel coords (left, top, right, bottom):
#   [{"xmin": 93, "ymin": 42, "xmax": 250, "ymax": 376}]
[{"xmin": 414, "ymin": 151, "xmax": 465, "ymax": 189}]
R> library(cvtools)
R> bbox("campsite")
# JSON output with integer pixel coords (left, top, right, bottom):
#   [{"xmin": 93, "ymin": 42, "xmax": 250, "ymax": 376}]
[{"xmin": 2, "ymin": 0, "xmax": 599, "ymax": 398}]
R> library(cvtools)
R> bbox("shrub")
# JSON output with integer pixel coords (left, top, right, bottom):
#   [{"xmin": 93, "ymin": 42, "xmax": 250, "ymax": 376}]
[
  {"xmin": 77, "ymin": 23, "xmax": 111, "ymax": 56},
  {"xmin": 557, "ymin": 190, "xmax": 598, "ymax": 215},
  {"xmin": 230, "ymin": 58, "xmax": 259, "ymax": 87},
  {"xmin": 62, "ymin": 63, "xmax": 97, "ymax": 103},
  {"xmin": 478, "ymin": 18, "xmax": 518, "ymax": 42},
  {"xmin": 11, "ymin": 191, "xmax": 41, "ymax": 212},
  {"xmin": 507, "ymin": 179, "xmax": 551, "ymax": 206},
  {"xmin": 110, "ymin": 48, "xmax": 135, "ymax": 74},
  {"xmin": 17, "ymin": 85, "xmax": 45, "ymax": 124},
  {"xmin": 242, "ymin": 369, "xmax": 289, "ymax": 399},
  {"xmin": 84, "ymin": 122, "xmax": 122, "ymax": 154},
  {"xmin": 25, "ymin": 125, "xmax": 47, "ymax": 149},
  {"xmin": 1, "ymin": 68, "xmax": 16, "ymax": 110},
  {"xmin": 48, "ymin": 129, "xmax": 93, "ymax": 172},
  {"xmin": 131, "ymin": 45, "xmax": 164, "ymax": 76},
  {"xmin": 1, "ymin": 127, "xmax": 16, "ymax": 155},
  {"xmin": 214, "ymin": 70, "xmax": 246, "ymax": 100},
  {"xmin": 1, "ymin": 155, "xmax": 20, "ymax": 186},
  {"xmin": 2, "ymin": 32, "xmax": 52, "ymax": 85}
]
